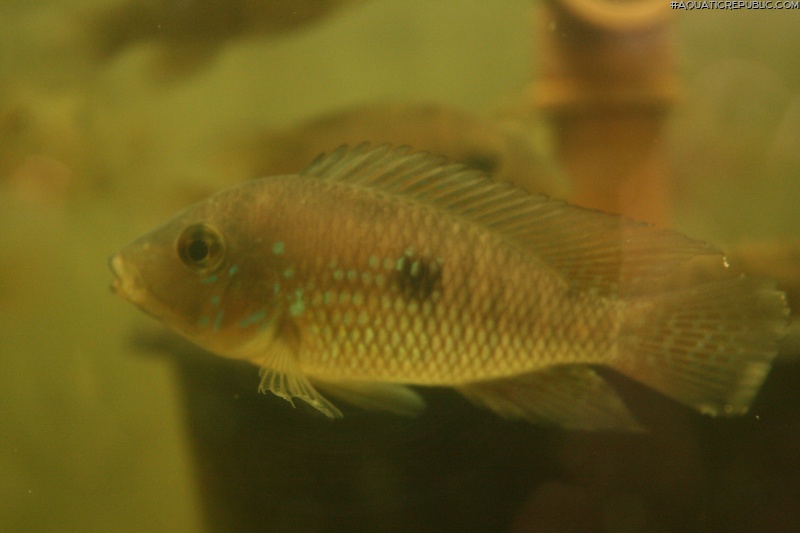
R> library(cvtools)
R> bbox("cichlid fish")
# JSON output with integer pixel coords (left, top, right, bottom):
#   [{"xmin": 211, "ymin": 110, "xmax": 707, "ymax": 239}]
[
  {"xmin": 109, "ymin": 144, "xmax": 788, "ymax": 430},
  {"xmin": 85, "ymin": 0, "xmax": 362, "ymax": 79}
]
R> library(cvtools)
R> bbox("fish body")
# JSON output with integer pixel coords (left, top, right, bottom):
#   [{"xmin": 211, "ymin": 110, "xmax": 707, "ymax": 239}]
[{"xmin": 110, "ymin": 145, "xmax": 788, "ymax": 430}]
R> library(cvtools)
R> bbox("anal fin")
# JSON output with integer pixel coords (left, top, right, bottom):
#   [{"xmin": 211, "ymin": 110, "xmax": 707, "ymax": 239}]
[
  {"xmin": 315, "ymin": 381, "xmax": 426, "ymax": 417},
  {"xmin": 457, "ymin": 365, "xmax": 643, "ymax": 431}
]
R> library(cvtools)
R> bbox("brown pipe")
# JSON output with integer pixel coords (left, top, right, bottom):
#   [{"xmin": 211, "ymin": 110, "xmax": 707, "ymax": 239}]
[{"xmin": 533, "ymin": 0, "xmax": 679, "ymax": 225}]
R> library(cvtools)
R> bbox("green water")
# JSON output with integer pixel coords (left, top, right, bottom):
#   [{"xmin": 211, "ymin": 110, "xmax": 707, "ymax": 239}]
[{"xmin": 1, "ymin": 1, "xmax": 798, "ymax": 531}]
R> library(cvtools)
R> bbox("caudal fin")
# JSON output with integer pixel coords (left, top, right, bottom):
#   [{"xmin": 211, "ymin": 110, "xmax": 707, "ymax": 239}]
[{"xmin": 614, "ymin": 276, "xmax": 788, "ymax": 416}]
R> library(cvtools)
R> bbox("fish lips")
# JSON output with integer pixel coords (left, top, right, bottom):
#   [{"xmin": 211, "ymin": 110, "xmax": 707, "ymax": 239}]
[
  {"xmin": 108, "ymin": 254, "xmax": 162, "ymax": 320},
  {"xmin": 109, "ymin": 254, "xmax": 134, "ymax": 297}
]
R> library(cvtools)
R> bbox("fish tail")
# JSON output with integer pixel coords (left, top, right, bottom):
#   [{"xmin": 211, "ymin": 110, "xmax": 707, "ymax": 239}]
[{"xmin": 613, "ymin": 276, "xmax": 788, "ymax": 416}]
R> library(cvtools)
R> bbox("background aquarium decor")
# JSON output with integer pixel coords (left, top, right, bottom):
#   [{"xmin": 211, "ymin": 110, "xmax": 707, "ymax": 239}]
[{"xmin": 1, "ymin": 1, "xmax": 799, "ymax": 531}]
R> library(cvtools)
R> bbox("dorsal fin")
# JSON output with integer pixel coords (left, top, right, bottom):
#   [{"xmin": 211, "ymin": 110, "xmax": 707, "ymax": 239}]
[{"xmin": 302, "ymin": 144, "xmax": 724, "ymax": 296}]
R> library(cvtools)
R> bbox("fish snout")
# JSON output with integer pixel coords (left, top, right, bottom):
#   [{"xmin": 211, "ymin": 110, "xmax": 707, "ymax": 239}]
[
  {"xmin": 108, "ymin": 255, "xmax": 122, "ymax": 294},
  {"xmin": 108, "ymin": 254, "xmax": 144, "ymax": 304}
]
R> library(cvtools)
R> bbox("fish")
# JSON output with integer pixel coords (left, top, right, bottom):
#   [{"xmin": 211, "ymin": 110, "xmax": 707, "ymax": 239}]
[
  {"xmin": 109, "ymin": 144, "xmax": 789, "ymax": 430},
  {"xmin": 83, "ymin": 0, "xmax": 362, "ymax": 79},
  {"xmin": 212, "ymin": 102, "xmax": 566, "ymax": 200}
]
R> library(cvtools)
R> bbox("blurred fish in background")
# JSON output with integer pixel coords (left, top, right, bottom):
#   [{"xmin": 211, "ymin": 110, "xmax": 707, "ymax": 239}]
[
  {"xmin": 210, "ymin": 102, "xmax": 567, "ymax": 199},
  {"xmin": 82, "ymin": 0, "xmax": 364, "ymax": 79}
]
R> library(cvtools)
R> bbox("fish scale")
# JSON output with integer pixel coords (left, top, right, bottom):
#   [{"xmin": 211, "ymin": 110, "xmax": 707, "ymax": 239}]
[{"xmin": 110, "ymin": 144, "xmax": 788, "ymax": 430}]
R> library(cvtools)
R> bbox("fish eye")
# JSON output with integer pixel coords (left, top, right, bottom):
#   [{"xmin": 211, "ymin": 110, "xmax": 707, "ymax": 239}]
[{"xmin": 177, "ymin": 223, "xmax": 225, "ymax": 274}]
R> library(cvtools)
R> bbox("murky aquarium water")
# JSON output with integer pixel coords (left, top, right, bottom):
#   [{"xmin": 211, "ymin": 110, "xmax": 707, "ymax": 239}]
[{"xmin": 1, "ymin": 1, "xmax": 799, "ymax": 531}]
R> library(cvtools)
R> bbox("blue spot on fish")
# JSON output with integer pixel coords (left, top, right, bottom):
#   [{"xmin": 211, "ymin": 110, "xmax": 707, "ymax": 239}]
[
  {"xmin": 273, "ymin": 283, "xmax": 281, "ymax": 294},
  {"xmin": 197, "ymin": 316, "xmax": 210, "ymax": 328},
  {"xmin": 200, "ymin": 274, "xmax": 218, "ymax": 285},
  {"xmin": 289, "ymin": 289, "xmax": 305, "ymax": 313},
  {"xmin": 284, "ymin": 268, "xmax": 294, "ymax": 279},
  {"xmin": 210, "ymin": 295, "xmax": 221, "ymax": 306},
  {"xmin": 228, "ymin": 264, "xmax": 240, "ymax": 276},
  {"xmin": 272, "ymin": 242, "xmax": 285, "ymax": 255},
  {"xmin": 213, "ymin": 310, "xmax": 225, "ymax": 331},
  {"xmin": 289, "ymin": 290, "xmax": 306, "ymax": 316},
  {"xmin": 237, "ymin": 309, "xmax": 267, "ymax": 328}
]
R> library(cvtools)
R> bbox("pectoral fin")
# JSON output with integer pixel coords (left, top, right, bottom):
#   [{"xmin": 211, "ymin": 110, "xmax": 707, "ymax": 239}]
[
  {"xmin": 458, "ymin": 365, "xmax": 643, "ymax": 431},
  {"xmin": 315, "ymin": 381, "xmax": 426, "ymax": 416},
  {"xmin": 257, "ymin": 319, "xmax": 341, "ymax": 418}
]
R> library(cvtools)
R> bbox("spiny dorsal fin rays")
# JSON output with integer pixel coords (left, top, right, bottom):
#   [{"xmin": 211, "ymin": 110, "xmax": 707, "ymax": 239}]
[
  {"xmin": 304, "ymin": 144, "xmax": 420, "ymax": 186},
  {"xmin": 301, "ymin": 143, "xmax": 379, "ymax": 180},
  {"xmin": 301, "ymin": 144, "xmax": 724, "ymax": 297}
]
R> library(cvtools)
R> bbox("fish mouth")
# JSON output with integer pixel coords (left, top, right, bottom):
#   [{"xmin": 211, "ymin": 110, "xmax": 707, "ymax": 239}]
[
  {"xmin": 109, "ymin": 254, "xmax": 168, "ymax": 322},
  {"xmin": 109, "ymin": 254, "xmax": 145, "ymax": 305},
  {"xmin": 109, "ymin": 255, "xmax": 122, "ymax": 293}
]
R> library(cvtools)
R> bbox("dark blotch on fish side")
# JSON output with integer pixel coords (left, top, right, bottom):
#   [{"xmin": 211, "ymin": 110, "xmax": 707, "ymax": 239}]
[{"xmin": 395, "ymin": 255, "xmax": 443, "ymax": 302}]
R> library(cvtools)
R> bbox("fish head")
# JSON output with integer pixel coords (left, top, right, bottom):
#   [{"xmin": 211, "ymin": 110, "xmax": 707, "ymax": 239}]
[{"xmin": 109, "ymin": 184, "xmax": 284, "ymax": 358}]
